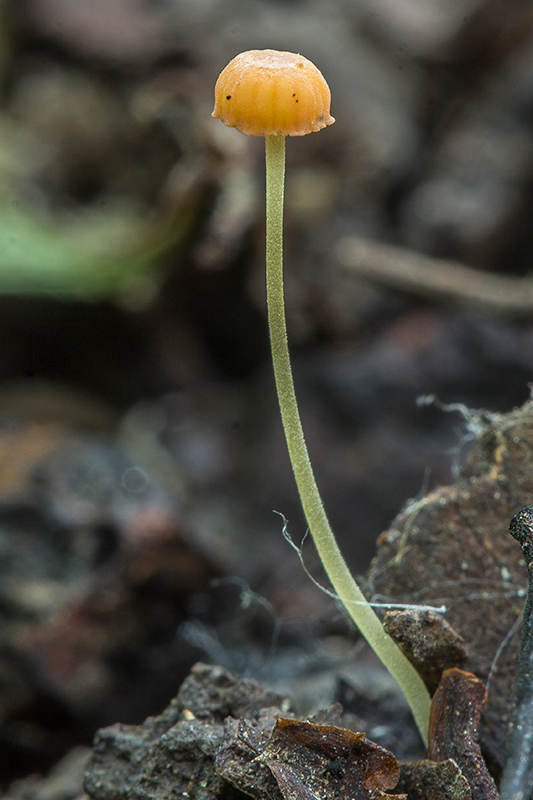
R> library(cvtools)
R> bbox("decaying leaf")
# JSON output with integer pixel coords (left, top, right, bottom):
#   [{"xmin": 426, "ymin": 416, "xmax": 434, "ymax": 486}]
[
  {"xmin": 259, "ymin": 718, "xmax": 405, "ymax": 800},
  {"xmin": 215, "ymin": 705, "xmax": 347, "ymax": 800},
  {"xmin": 397, "ymin": 758, "xmax": 471, "ymax": 800},
  {"xmin": 215, "ymin": 709, "xmax": 285, "ymax": 800}
]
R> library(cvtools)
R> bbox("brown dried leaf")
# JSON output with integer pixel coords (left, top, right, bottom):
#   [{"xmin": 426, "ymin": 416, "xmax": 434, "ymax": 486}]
[
  {"xmin": 397, "ymin": 758, "xmax": 471, "ymax": 800},
  {"xmin": 215, "ymin": 705, "xmax": 344, "ymax": 800},
  {"xmin": 215, "ymin": 710, "xmax": 283, "ymax": 800},
  {"xmin": 259, "ymin": 718, "xmax": 405, "ymax": 800}
]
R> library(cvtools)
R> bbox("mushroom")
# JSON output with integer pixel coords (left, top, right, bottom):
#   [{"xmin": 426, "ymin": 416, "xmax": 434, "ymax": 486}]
[
  {"xmin": 213, "ymin": 50, "xmax": 431, "ymax": 745},
  {"xmin": 212, "ymin": 49, "xmax": 334, "ymax": 136}
]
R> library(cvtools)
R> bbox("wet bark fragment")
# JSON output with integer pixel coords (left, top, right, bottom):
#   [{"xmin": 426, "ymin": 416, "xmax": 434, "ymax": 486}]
[{"xmin": 428, "ymin": 668, "xmax": 499, "ymax": 800}]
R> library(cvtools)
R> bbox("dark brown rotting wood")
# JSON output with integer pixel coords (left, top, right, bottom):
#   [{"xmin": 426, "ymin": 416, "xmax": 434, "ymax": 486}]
[
  {"xmin": 383, "ymin": 608, "xmax": 468, "ymax": 694},
  {"xmin": 367, "ymin": 400, "xmax": 533, "ymax": 769},
  {"xmin": 429, "ymin": 668, "xmax": 498, "ymax": 800}
]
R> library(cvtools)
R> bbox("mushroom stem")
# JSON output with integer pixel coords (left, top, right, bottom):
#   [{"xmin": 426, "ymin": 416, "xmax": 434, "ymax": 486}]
[{"xmin": 264, "ymin": 133, "xmax": 431, "ymax": 746}]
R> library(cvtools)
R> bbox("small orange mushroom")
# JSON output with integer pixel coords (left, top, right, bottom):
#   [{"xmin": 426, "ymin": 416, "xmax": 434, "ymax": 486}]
[
  {"xmin": 212, "ymin": 49, "xmax": 334, "ymax": 137},
  {"xmin": 211, "ymin": 51, "xmax": 431, "ymax": 746}
]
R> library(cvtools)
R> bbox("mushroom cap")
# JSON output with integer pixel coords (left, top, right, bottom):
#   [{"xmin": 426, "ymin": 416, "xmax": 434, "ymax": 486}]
[{"xmin": 212, "ymin": 49, "xmax": 334, "ymax": 137}]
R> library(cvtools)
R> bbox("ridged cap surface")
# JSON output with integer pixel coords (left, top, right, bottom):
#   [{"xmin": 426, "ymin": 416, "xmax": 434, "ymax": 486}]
[{"xmin": 213, "ymin": 49, "xmax": 334, "ymax": 137}]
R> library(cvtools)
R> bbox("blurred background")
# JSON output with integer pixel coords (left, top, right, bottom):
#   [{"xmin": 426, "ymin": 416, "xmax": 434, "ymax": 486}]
[{"xmin": 2, "ymin": 0, "xmax": 533, "ymax": 791}]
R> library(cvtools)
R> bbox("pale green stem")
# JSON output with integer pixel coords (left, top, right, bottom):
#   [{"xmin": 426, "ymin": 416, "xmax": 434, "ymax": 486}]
[{"xmin": 264, "ymin": 133, "xmax": 431, "ymax": 746}]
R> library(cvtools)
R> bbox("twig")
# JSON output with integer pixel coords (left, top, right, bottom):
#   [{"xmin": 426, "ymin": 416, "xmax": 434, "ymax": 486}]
[
  {"xmin": 336, "ymin": 235, "xmax": 533, "ymax": 317},
  {"xmin": 500, "ymin": 506, "xmax": 533, "ymax": 800}
]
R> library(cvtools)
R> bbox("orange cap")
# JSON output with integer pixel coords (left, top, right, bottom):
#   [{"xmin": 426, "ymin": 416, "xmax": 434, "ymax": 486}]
[{"xmin": 212, "ymin": 49, "xmax": 334, "ymax": 137}]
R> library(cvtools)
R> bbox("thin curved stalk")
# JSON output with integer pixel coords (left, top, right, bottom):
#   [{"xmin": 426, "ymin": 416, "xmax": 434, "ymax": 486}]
[{"xmin": 264, "ymin": 133, "xmax": 431, "ymax": 746}]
